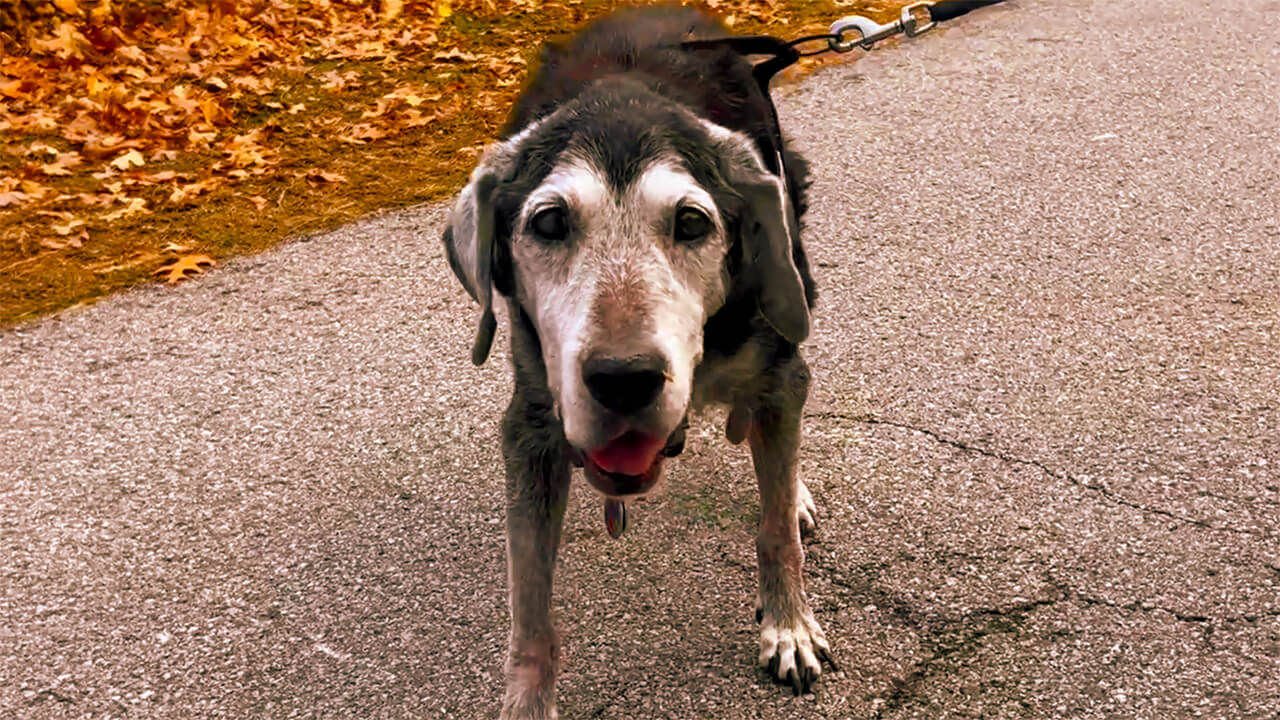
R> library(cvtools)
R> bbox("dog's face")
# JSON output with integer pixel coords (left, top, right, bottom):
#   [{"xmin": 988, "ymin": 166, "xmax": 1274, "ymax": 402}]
[
  {"xmin": 445, "ymin": 82, "xmax": 809, "ymax": 498},
  {"xmin": 511, "ymin": 153, "xmax": 725, "ymax": 492}
]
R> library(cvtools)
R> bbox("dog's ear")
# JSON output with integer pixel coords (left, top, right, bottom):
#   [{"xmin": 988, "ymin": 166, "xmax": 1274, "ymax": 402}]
[
  {"xmin": 443, "ymin": 167, "xmax": 501, "ymax": 365},
  {"xmin": 735, "ymin": 172, "xmax": 810, "ymax": 345}
]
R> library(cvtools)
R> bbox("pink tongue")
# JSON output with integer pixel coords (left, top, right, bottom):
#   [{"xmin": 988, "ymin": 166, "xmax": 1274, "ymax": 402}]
[{"xmin": 587, "ymin": 431, "xmax": 664, "ymax": 476}]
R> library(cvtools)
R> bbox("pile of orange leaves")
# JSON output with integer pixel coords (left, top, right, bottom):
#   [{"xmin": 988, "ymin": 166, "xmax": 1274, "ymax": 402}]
[
  {"xmin": 2, "ymin": 1, "xmax": 472, "ymax": 281},
  {"xmin": 1, "ymin": 0, "xmax": 902, "ymax": 323}
]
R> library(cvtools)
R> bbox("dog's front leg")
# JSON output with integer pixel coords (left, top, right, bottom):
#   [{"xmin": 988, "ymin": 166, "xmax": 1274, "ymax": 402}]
[
  {"xmin": 500, "ymin": 395, "xmax": 571, "ymax": 720},
  {"xmin": 748, "ymin": 355, "xmax": 835, "ymax": 694}
]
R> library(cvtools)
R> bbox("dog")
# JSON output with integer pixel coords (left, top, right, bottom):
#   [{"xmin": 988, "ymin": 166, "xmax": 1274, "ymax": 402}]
[{"xmin": 442, "ymin": 7, "xmax": 833, "ymax": 718}]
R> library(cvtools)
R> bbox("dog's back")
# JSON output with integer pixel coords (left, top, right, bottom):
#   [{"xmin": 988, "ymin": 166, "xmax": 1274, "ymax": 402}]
[{"xmin": 504, "ymin": 8, "xmax": 775, "ymax": 160}]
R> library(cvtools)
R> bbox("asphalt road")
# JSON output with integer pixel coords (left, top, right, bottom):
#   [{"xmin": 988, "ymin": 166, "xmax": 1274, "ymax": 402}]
[{"xmin": 4, "ymin": 0, "xmax": 1279, "ymax": 718}]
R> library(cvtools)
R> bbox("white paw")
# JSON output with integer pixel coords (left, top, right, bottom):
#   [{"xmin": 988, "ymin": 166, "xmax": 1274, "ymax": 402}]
[
  {"xmin": 501, "ymin": 692, "xmax": 557, "ymax": 720},
  {"xmin": 501, "ymin": 651, "xmax": 558, "ymax": 720},
  {"xmin": 797, "ymin": 480, "xmax": 817, "ymax": 537},
  {"xmin": 758, "ymin": 610, "xmax": 836, "ymax": 694}
]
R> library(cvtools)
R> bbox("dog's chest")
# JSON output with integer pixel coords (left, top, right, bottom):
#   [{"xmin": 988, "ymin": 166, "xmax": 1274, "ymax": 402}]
[{"xmin": 691, "ymin": 339, "xmax": 769, "ymax": 410}]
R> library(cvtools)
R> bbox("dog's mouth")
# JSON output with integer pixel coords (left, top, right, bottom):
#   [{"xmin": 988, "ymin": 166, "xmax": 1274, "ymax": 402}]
[
  {"xmin": 581, "ymin": 431, "xmax": 667, "ymax": 497},
  {"xmin": 575, "ymin": 422, "xmax": 687, "ymax": 499}
]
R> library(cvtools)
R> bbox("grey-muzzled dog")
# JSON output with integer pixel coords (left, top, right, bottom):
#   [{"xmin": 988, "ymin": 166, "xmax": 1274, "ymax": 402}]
[{"xmin": 443, "ymin": 7, "xmax": 833, "ymax": 717}]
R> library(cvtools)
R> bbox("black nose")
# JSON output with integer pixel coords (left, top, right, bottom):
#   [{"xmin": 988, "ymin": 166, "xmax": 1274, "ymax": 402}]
[{"xmin": 583, "ymin": 353, "xmax": 668, "ymax": 415}]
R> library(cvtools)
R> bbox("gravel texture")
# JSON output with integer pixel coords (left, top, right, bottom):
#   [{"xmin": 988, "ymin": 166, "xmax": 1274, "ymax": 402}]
[{"xmin": 3, "ymin": 0, "xmax": 1279, "ymax": 718}]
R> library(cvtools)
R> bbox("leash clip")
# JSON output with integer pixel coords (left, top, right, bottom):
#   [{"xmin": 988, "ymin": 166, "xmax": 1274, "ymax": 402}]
[
  {"xmin": 829, "ymin": 2, "xmax": 936, "ymax": 52},
  {"xmin": 901, "ymin": 2, "xmax": 938, "ymax": 37}
]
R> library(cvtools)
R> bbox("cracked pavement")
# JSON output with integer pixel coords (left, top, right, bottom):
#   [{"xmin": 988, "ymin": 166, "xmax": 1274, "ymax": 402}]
[{"xmin": 3, "ymin": 0, "xmax": 1279, "ymax": 718}]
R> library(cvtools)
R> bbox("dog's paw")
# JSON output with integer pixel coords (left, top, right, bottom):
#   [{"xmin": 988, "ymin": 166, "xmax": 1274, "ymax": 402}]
[
  {"xmin": 797, "ymin": 480, "xmax": 817, "ymax": 538},
  {"xmin": 502, "ymin": 650, "xmax": 558, "ymax": 720},
  {"xmin": 501, "ymin": 693, "xmax": 557, "ymax": 720},
  {"xmin": 758, "ymin": 610, "xmax": 837, "ymax": 695}
]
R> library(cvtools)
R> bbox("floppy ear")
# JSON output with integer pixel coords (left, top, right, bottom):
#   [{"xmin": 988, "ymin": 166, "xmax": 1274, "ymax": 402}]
[
  {"xmin": 736, "ymin": 173, "xmax": 811, "ymax": 344},
  {"xmin": 443, "ymin": 169, "xmax": 501, "ymax": 365}
]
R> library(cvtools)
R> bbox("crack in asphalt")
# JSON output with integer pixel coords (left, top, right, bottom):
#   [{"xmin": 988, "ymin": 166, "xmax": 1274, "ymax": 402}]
[
  {"xmin": 868, "ymin": 593, "xmax": 1061, "ymax": 719},
  {"xmin": 805, "ymin": 412, "xmax": 1273, "ymax": 539},
  {"xmin": 803, "ymin": 561, "xmax": 1277, "ymax": 717},
  {"xmin": 1049, "ymin": 577, "xmax": 1280, "ymax": 626},
  {"xmin": 719, "ymin": 542, "xmax": 1275, "ymax": 716},
  {"xmin": 1143, "ymin": 463, "xmax": 1280, "ymax": 509}
]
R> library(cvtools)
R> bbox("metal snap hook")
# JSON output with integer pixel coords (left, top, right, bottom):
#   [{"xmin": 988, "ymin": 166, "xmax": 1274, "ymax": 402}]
[
  {"xmin": 902, "ymin": 1, "xmax": 938, "ymax": 37},
  {"xmin": 828, "ymin": 15, "xmax": 898, "ymax": 52},
  {"xmin": 828, "ymin": 2, "xmax": 936, "ymax": 52}
]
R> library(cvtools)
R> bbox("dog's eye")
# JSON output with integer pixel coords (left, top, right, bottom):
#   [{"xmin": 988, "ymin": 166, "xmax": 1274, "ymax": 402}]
[
  {"xmin": 674, "ymin": 207, "xmax": 712, "ymax": 244},
  {"xmin": 530, "ymin": 207, "xmax": 569, "ymax": 243}
]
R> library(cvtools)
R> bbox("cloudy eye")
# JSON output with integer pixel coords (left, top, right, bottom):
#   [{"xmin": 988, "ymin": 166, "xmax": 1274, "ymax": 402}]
[
  {"xmin": 673, "ymin": 206, "xmax": 712, "ymax": 244},
  {"xmin": 530, "ymin": 206, "xmax": 569, "ymax": 243}
]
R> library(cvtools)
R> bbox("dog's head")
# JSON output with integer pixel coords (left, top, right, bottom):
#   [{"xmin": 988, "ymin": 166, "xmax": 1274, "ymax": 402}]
[{"xmin": 444, "ymin": 79, "xmax": 808, "ymax": 497}]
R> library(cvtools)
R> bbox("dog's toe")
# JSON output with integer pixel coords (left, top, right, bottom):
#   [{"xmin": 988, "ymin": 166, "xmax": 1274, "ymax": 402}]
[
  {"xmin": 798, "ymin": 481, "xmax": 818, "ymax": 539},
  {"xmin": 758, "ymin": 612, "xmax": 833, "ymax": 694}
]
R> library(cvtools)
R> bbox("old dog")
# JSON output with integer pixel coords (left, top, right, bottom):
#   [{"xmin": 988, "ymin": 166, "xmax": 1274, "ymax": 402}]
[{"xmin": 443, "ymin": 7, "xmax": 833, "ymax": 717}]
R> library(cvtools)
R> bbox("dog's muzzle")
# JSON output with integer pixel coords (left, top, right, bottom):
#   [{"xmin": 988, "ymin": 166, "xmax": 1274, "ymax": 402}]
[{"xmin": 571, "ymin": 420, "xmax": 687, "ymax": 538}]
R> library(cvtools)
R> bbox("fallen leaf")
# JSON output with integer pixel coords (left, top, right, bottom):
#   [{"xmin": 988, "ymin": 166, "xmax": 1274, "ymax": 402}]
[
  {"xmin": 19, "ymin": 180, "xmax": 51, "ymax": 200},
  {"xmin": 169, "ymin": 180, "xmax": 215, "ymax": 205},
  {"xmin": 52, "ymin": 219, "xmax": 86, "ymax": 235},
  {"xmin": 41, "ymin": 230, "xmax": 87, "ymax": 250},
  {"xmin": 361, "ymin": 100, "xmax": 392, "ymax": 119},
  {"xmin": 154, "ymin": 254, "xmax": 216, "ymax": 285},
  {"xmin": 401, "ymin": 109, "xmax": 437, "ymax": 128},
  {"xmin": 434, "ymin": 47, "xmax": 478, "ymax": 63},
  {"xmin": 115, "ymin": 45, "xmax": 146, "ymax": 64},
  {"xmin": 305, "ymin": 168, "xmax": 346, "ymax": 184},
  {"xmin": 40, "ymin": 151, "xmax": 84, "ymax": 176},
  {"xmin": 26, "ymin": 143, "xmax": 60, "ymax": 157},
  {"xmin": 0, "ymin": 80, "xmax": 27, "ymax": 100},
  {"xmin": 384, "ymin": 84, "xmax": 429, "ymax": 106},
  {"xmin": 321, "ymin": 70, "xmax": 360, "ymax": 91},
  {"xmin": 102, "ymin": 197, "xmax": 150, "ymax": 222},
  {"xmin": 31, "ymin": 21, "xmax": 89, "ymax": 60},
  {"xmin": 340, "ymin": 124, "xmax": 387, "ymax": 144},
  {"xmin": 93, "ymin": 251, "xmax": 160, "ymax": 275},
  {"xmin": 110, "ymin": 150, "xmax": 145, "ymax": 170},
  {"xmin": 69, "ymin": 192, "xmax": 113, "ymax": 207},
  {"xmin": 247, "ymin": 195, "xmax": 268, "ymax": 210},
  {"xmin": 188, "ymin": 127, "xmax": 217, "ymax": 146},
  {"xmin": 200, "ymin": 99, "xmax": 223, "ymax": 124}
]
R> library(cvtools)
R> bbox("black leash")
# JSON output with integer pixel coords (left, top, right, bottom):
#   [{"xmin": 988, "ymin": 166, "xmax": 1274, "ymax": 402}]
[
  {"xmin": 926, "ymin": 0, "xmax": 1006, "ymax": 23},
  {"xmin": 682, "ymin": 0, "xmax": 1007, "ymax": 91},
  {"xmin": 680, "ymin": 0, "xmax": 1006, "ymax": 175}
]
